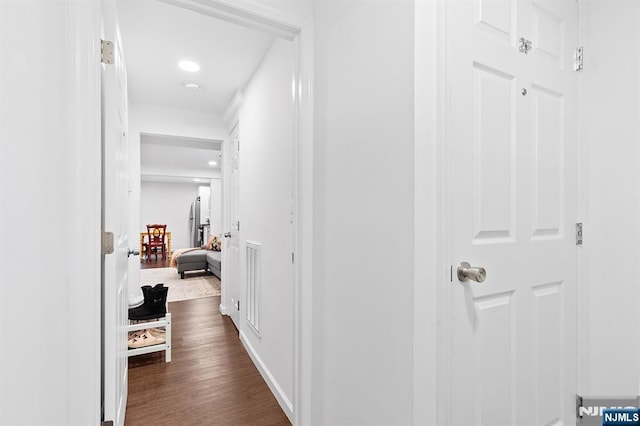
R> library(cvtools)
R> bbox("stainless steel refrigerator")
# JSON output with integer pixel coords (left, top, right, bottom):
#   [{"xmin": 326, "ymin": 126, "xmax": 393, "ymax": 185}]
[{"xmin": 189, "ymin": 196, "xmax": 201, "ymax": 247}]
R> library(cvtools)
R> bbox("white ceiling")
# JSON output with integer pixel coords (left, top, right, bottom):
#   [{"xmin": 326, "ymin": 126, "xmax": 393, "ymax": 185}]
[
  {"xmin": 118, "ymin": 0, "xmax": 273, "ymax": 182},
  {"xmin": 140, "ymin": 133, "xmax": 222, "ymax": 184},
  {"xmin": 117, "ymin": 0, "xmax": 276, "ymax": 115}
]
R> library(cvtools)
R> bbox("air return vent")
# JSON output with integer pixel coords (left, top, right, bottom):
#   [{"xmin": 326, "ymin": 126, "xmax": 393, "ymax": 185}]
[{"xmin": 246, "ymin": 242, "xmax": 261, "ymax": 335}]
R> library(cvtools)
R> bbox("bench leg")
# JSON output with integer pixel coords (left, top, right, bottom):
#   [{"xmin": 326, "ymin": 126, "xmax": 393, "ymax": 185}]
[{"xmin": 180, "ymin": 271, "xmax": 185, "ymax": 279}]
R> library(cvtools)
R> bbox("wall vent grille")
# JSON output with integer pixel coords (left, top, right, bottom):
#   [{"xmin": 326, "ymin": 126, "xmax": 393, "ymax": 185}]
[{"xmin": 246, "ymin": 242, "xmax": 261, "ymax": 336}]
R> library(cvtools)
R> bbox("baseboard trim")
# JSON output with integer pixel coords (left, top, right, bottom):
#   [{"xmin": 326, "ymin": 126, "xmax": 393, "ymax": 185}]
[
  {"xmin": 239, "ymin": 330, "xmax": 293, "ymax": 422},
  {"xmin": 219, "ymin": 303, "xmax": 229, "ymax": 316}
]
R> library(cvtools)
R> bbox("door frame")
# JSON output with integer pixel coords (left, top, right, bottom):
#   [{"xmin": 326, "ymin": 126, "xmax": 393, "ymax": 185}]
[
  {"xmin": 414, "ymin": 0, "xmax": 585, "ymax": 424},
  {"xmin": 68, "ymin": 0, "xmax": 312, "ymax": 424},
  {"xmin": 413, "ymin": 0, "xmax": 447, "ymax": 424},
  {"xmin": 435, "ymin": 0, "xmax": 454, "ymax": 423},
  {"xmin": 66, "ymin": 1, "xmax": 103, "ymax": 424},
  {"xmin": 129, "ymin": 0, "xmax": 314, "ymax": 423}
]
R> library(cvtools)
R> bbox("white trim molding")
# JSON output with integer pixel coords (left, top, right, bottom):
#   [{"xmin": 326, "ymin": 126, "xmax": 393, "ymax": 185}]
[
  {"xmin": 435, "ymin": 0, "xmax": 453, "ymax": 423},
  {"xmin": 222, "ymin": 90, "xmax": 243, "ymax": 132},
  {"xmin": 66, "ymin": 0, "xmax": 102, "ymax": 424},
  {"xmin": 157, "ymin": 0, "xmax": 304, "ymax": 40},
  {"xmin": 413, "ymin": 0, "xmax": 440, "ymax": 425},
  {"xmin": 240, "ymin": 331, "xmax": 294, "ymax": 422},
  {"xmin": 219, "ymin": 303, "xmax": 230, "ymax": 316}
]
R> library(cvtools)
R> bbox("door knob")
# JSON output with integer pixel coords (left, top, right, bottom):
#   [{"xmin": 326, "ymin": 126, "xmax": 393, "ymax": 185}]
[
  {"xmin": 223, "ymin": 232, "xmax": 231, "ymax": 238},
  {"xmin": 457, "ymin": 262, "xmax": 486, "ymax": 283},
  {"xmin": 128, "ymin": 249, "xmax": 140, "ymax": 258}
]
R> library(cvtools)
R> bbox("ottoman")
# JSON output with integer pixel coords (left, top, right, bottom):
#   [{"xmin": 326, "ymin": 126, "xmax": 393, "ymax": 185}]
[{"xmin": 175, "ymin": 249, "xmax": 208, "ymax": 279}]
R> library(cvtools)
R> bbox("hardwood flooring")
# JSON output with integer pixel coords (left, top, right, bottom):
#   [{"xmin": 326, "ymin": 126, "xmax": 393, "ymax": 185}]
[
  {"xmin": 126, "ymin": 296, "xmax": 290, "ymax": 426},
  {"xmin": 139, "ymin": 257, "xmax": 171, "ymax": 269}
]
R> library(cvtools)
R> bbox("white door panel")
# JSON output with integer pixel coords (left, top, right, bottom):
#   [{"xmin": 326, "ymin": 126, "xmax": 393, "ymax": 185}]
[
  {"xmin": 448, "ymin": 0, "xmax": 578, "ymax": 424},
  {"xmin": 102, "ymin": 0, "xmax": 129, "ymax": 423},
  {"xmin": 222, "ymin": 125, "xmax": 241, "ymax": 329}
]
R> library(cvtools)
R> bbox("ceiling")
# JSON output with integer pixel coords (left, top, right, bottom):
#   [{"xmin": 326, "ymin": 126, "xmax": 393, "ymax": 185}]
[
  {"xmin": 118, "ymin": 0, "xmax": 274, "ymax": 183},
  {"xmin": 140, "ymin": 133, "xmax": 222, "ymax": 183},
  {"xmin": 117, "ymin": 0, "xmax": 276, "ymax": 115}
]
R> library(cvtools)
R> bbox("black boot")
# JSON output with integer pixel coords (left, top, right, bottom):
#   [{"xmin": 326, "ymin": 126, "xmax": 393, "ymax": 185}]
[
  {"xmin": 128, "ymin": 285, "xmax": 152, "ymax": 320},
  {"xmin": 128, "ymin": 284, "xmax": 168, "ymax": 320},
  {"xmin": 147, "ymin": 284, "xmax": 168, "ymax": 317}
]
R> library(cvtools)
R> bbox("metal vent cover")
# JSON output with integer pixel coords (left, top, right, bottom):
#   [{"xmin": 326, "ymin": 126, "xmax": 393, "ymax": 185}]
[{"xmin": 246, "ymin": 242, "xmax": 261, "ymax": 335}]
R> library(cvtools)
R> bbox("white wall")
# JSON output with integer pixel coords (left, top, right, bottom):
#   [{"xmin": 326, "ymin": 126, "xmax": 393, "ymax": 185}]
[
  {"xmin": 312, "ymin": 1, "xmax": 415, "ymax": 424},
  {"xmin": 580, "ymin": 0, "xmax": 640, "ymax": 395},
  {"xmin": 0, "ymin": 1, "xmax": 101, "ymax": 424},
  {"xmin": 238, "ymin": 38, "xmax": 296, "ymax": 418},
  {"xmin": 140, "ymin": 181, "xmax": 200, "ymax": 250}
]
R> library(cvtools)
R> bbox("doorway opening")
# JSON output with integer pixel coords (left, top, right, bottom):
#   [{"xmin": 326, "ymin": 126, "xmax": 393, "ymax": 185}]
[
  {"xmin": 111, "ymin": 0, "xmax": 308, "ymax": 423},
  {"xmin": 136, "ymin": 133, "xmax": 222, "ymax": 305}
]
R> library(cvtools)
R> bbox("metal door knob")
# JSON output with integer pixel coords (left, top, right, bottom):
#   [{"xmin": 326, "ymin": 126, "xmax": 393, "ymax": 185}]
[
  {"xmin": 457, "ymin": 262, "xmax": 486, "ymax": 283},
  {"xmin": 128, "ymin": 249, "xmax": 140, "ymax": 258},
  {"xmin": 223, "ymin": 232, "xmax": 231, "ymax": 238}
]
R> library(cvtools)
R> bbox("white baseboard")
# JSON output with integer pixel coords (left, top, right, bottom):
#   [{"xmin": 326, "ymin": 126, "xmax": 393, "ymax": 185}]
[
  {"xmin": 239, "ymin": 330, "xmax": 293, "ymax": 423},
  {"xmin": 219, "ymin": 303, "xmax": 229, "ymax": 316}
]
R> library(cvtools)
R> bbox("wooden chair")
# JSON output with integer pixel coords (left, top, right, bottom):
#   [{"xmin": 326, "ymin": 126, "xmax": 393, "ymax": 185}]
[{"xmin": 146, "ymin": 224, "xmax": 168, "ymax": 261}]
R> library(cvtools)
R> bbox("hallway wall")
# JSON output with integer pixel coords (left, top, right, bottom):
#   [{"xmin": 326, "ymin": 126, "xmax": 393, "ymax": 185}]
[
  {"xmin": 237, "ymin": 37, "xmax": 296, "ymax": 419},
  {"xmin": 0, "ymin": 1, "xmax": 101, "ymax": 424},
  {"xmin": 580, "ymin": 0, "xmax": 640, "ymax": 396},
  {"xmin": 313, "ymin": 0, "xmax": 415, "ymax": 423}
]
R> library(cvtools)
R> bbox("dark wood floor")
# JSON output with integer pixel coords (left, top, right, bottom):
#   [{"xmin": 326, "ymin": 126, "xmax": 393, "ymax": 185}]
[
  {"xmin": 139, "ymin": 257, "xmax": 171, "ymax": 269},
  {"xmin": 125, "ymin": 296, "xmax": 290, "ymax": 426}
]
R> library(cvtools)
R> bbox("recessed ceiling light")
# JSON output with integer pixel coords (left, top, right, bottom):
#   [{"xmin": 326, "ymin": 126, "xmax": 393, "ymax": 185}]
[
  {"xmin": 193, "ymin": 178, "xmax": 201, "ymax": 182},
  {"xmin": 208, "ymin": 161, "xmax": 217, "ymax": 166},
  {"xmin": 184, "ymin": 82, "xmax": 201, "ymax": 90},
  {"xmin": 179, "ymin": 60, "xmax": 200, "ymax": 72}
]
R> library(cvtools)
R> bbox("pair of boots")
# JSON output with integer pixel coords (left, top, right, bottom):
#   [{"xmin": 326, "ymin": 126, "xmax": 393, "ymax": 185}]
[{"xmin": 128, "ymin": 284, "xmax": 168, "ymax": 320}]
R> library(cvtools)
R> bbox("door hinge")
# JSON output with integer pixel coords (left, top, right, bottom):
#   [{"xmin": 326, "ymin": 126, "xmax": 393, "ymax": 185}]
[
  {"xmin": 576, "ymin": 394, "xmax": 583, "ymax": 419},
  {"xmin": 576, "ymin": 222, "xmax": 583, "ymax": 245},
  {"xmin": 292, "ymin": 252, "xmax": 294, "ymax": 264},
  {"xmin": 574, "ymin": 46, "xmax": 584, "ymax": 71},
  {"xmin": 101, "ymin": 231, "xmax": 114, "ymax": 255},
  {"xmin": 236, "ymin": 300, "xmax": 240, "ymax": 311},
  {"xmin": 101, "ymin": 39, "xmax": 114, "ymax": 64}
]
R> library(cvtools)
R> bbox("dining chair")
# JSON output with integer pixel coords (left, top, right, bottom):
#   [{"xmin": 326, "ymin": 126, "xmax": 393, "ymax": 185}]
[{"xmin": 146, "ymin": 224, "xmax": 168, "ymax": 261}]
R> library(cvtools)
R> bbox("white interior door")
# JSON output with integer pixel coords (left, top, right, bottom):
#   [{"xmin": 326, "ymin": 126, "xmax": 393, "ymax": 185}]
[
  {"xmin": 223, "ymin": 124, "xmax": 241, "ymax": 329},
  {"xmin": 102, "ymin": 0, "xmax": 129, "ymax": 423},
  {"xmin": 447, "ymin": 0, "xmax": 578, "ymax": 424}
]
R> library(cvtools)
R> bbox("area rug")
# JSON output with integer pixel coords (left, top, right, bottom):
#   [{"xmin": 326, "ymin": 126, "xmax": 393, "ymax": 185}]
[{"xmin": 138, "ymin": 267, "xmax": 221, "ymax": 303}]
